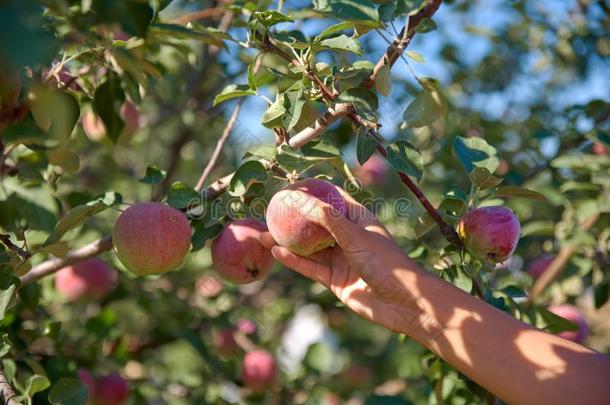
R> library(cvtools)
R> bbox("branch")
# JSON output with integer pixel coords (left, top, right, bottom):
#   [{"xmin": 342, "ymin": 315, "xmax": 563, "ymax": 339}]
[
  {"xmin": 526, "ymin": 214, "xmax": 599, "ymax": 304},
  {"xmin": 0, "ymin": 235, "xmax": 31, "ymax": 261},
  {"xmin": 0, "ymin": 368, "xmax": 20, "ymax": 405},
  {"xmin": 19, "ymin": 236, "xmax": 113, "ymax": 287},
  {"xmin": 364, "ymin": 0, "xmax": 443, "ymax": 88},
  {"xmin": 288, "ymin": 103, "xmax": 353, "ymax": 149},
  {"xmin": 169, "ymin": 7, "xmax": 224, "ymax": 25}
]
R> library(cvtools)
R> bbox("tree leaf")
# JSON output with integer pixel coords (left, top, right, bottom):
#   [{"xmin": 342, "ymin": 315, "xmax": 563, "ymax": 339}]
[
  {"xmin": 283, "ymin": 85, "xmax": 306, "ymax": 131},
  {"xmin": 539, "ymin": 307, "xmax": 579, "ymax": 334},
  {"xmin": 139, "ymin": 165, "xmax": 167, "ymax": 185},
  {"xmin": 386, "ymin": 141, "xmax": 424, "ymax": 182},
  {"xmin": 243, "ymin": 144, "xmax": 277, "ymax": 161},
  {"xmin": 469, "ymin": 167, "xmax": 502, "ymax": 190},
  {"xmin": 91, "ymin": 0, "xmax": 154, "ymax": 37},
  {"xmin": 47, "ymin": 147, "xmax": 80, "ymax": 174},
  {"xmin": 251, "ymin": 10, "xmax": 293, "ymax": 27},
  {"xmin": 29, "ymin": 85, "xmax": 80, "ymax": 141},
  {"xmin": 403, "ymin": 79, "xmax": 447, "ymax": 128},
  {"xmin": 0, "ymin": 273, "xmax": 18, "ymax": 321},
  {"xmin": 167, "ymin": 182, "xmax": 200, "ymax": 209},
  {"xmin": 375, "ymin": 64, "xmax": 392, "ymax": 96},
  {"xmin": 44, "ymin": 201, "xmax": 107, "ymax": 245},
  {"xmin": 24, "ymin": 374, "xmax": 51, "ymax": 398},
  {"xmin": 337, "ymin": 87, "xmax": 378, "ymax": 112},
  {"xmin": 149, "ymin": 23, "xmax": 232, "ymax": 46},
  {"xmin": 317, "ymin": 35, "xmax": 363, "ymax": 55},
  {"xmin": 301, "ymin": 139, "xmax": 341, "ymax": 159},
  {"xmin": 453, "ymin": 136, "xmax": 499, "ymax": 173},
  {"xmin": 93, "ymin": 73, "xmax": 125, "ymax": 143},
  {"xmin": 213, "ymin": 84, "xmax": 255, "ymax": 107},
  {"xmin": 495, "ymin": 186, "xmax": 547, "ymax": 202},
  {"xmin": 48, "ymin": 378, "xmax": 88, "ymax": 405},
  {"xmin": 228, "ymin": 161, "xmax": 267, "ymax": 197},
  {"xmin": 315, "ymin": 21, "xmax": 355, "ymax": 41},
  {"xmin": 415, "ymin": 17, "xmax": 437, "ymax": 33},
  {"xmin": 191, "ymin": 223, "xmax": 223, "ymax": 252},
  {"xmin": 261, "ymin": 93, "xmax": 286, "ymax": 129},
  {"xmin": 406, "ymin": 50, "xmax": 425, "ymax": 63},
  {"xmin": 313, "ymin": 0, "xmax": 380, "ymax": 25},
  {"xmin": 356, "ymin": 128, "xmax": 376, "ymax": 165}
]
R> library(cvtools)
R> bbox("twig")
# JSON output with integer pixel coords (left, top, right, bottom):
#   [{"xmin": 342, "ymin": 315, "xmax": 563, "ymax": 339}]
[
  {"xmin": 527, "ymin": 214, "xmax": 599, "ymax": 304},
  {"xmin": 0, "ymin": 234, "xmax": 31, "ymax": 261},
  {"xmin": 194, "ymin": 55, "xmax": 265, "ymax": 192},
  {"xmin": 19, "ymin": 236, "xmax": 113, "ymax": 287},
  {"xmin": 288, "ymin": 103, "xmax": 353, "ymax": 149},
  {"xmin": 0, "ymin": 368, "xmax": 20, "ymax": 405}
]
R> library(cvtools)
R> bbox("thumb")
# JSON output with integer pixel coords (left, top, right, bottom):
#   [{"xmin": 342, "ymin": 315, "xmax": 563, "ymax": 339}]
[{"xmin": 288, "ymin": 190, "xmax": 366, "ymax": 250}]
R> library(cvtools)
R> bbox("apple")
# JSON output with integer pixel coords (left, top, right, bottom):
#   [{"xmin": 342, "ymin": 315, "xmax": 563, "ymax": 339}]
[
  {"xmin": 55, "ymin": 259, "xmax": 117, "ymax": 301},
  {"xmin": 549, "ymin": 304, "xmax": 589, "ymax": 344},
  {"xmin": 241, "ymin": 350, "xmax": 277, "ymax": 392}
]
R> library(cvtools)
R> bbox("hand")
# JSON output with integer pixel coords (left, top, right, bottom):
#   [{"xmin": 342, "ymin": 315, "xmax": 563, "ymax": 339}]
[{"xmin": 260, "ymin": 188, "xmax": 429, "ymax": 335}]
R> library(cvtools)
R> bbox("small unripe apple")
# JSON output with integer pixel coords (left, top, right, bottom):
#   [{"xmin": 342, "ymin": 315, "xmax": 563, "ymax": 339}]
[
  {"xmin": 592, "ymin": 142, "xmax": 608, "ymax": 156},
  {"xmin": 113, "ymin": 202, "xmax": 191, "ymax": 276},
  {"xmin": 196, "ymin": 274, "xmax": 224, "ymax": 298},
  {"xmin": 526, "ymin": 255, "xmax": 555, "ymax": 280},
  {"xmin": 55, "ymin": 259, "xmax": 117, "ymax": 301},
  {"xmin": 266, "ymin": 178, "xmax": 346, "ymax": 256},
  {"xmin": 214, "ymin": 328, "xmax": 239, "ymax": 357},
  {"xmin": 211, "ymin": 218, "xmax": 273, "ymax": 284},
  {"xmin": 82, "ymin": 101, "xmax": 140, "ymax": 142},
  {"xmin": 94, "ymin": 373, "xmax": 129, "ymax": 405},
  {"xmin": 342, "ymin": 364, "xmax": 373, "ymax": 389},
  {"xmin": 241, "ymin": 350, "xmax": 277, "ymax": 392},
  {"xmin": 354, "ymin": 155, "xmax": 388, "ymax": 187},
  {"xmin": 457, "ymin": 206, "xmax": 520, "ymax": 263},
  {"xmin": 549, "ymin": 304, "xmax": 589, "ymax": 344},
  {"xmin": 236, "ymin": 318, "xmax": 257, "ymax": 336}
]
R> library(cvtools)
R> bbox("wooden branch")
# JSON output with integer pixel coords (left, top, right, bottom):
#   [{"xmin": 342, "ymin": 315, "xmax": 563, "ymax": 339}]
[
  {"xmin": 364, "ymin": 0, "xmax": 443, "ymax": 88},
  {"xmin": 168, "ymin": 7, "xmax": 224, "ymax": 25},
  {"xmin": 288, "ymin": 103, "xmax": 353, "ymax": 149},
  {"xmin": 0, "ymin": 367, "xmax": 20, "ymax": 405},
  {"xmin": 527, "ymin": 214, "xmax": 599, "ymax": 304},
  {"xmin": 0, "ymin": 235, "xmax": 31, "ymax": 261}
]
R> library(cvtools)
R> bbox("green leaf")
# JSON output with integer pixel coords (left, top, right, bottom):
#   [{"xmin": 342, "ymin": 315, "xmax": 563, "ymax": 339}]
[
  {"xmin": 93, "ymin": 73, "xmax": 125, "ymax": 143},
  {"xmin": 139, "ymin": 165, "xmax": 167, "ymax": 185},
  {"xmin": 228, "ymin": 161, "xmax": 267, "ymax": 197},
  {"xmin": 539, "ymin": 308, "xmax": 579, "ymax": 334},
  {"xmin": 0, "ymin": 273, "xmax": 18, "ymax": 321},
  {"xmin": 469, "ymin": 167, "xmax": 502, "ymax": 190},
  {"xmin": 44, "ymin": 201, "xmax": 108, "ymax": 245},
  {"xmin": 283, "ymin": 85, "xmax": 306, "ymax": 131},
  {"xmin": 276, "ymin": 145, "xmax": 316, "ymax": 173},
  {"xmin": 29, "ymin": 86, "xmax": 80, "ymax": 141},
  {"xmin": 315, "ymin": 21, "xmax": 356, "ymax": 41},
  {"xmin": 252, "ymin": 10, "xmax": 293, "ymax": 26},
  {"xmin": 47, "ymin": 147, "xmax": 80, "ymax": 174},
  {"xmin": 415, "ymin": 17, "xmax": 437, "ymax": 33},
  {"xmin": 244, "ymin": 144, "xmax": 277, "ymax": 161},
  {"xmin": 24, "ymin": 374, "xmax": 51, "ymax": 398},
  {"xmin": 261, "ymin": 93, "xmax": 286, "ymax": 129},
  {"xmin": 49, "ymin": 378, "xmax": 88, "ymax": 405},
  {"xmin": 375, "ymin": 64, "xmax": 392, "ymax": 96},
  {"xmin": 213, "ymin": 84, "xmax": 255, "ymax": 107},
  {"xmin": 501, "ymin": 286, "xmax": 527, "ymax": 298},
  {"xmin": 406, "ymin": 50, "xmax": 425, "ymax": 63},
  {"xmin": 191, "ymin": 223, "xmax": 224, "ymax": 252},
  {"xmin": 594, "ymin": 281, "xmax": 609, "ymax": 309},
  {"xmin": 403, "ymin": 79, "xmax": 447, "ymax": 128},
  {"xmin": 356, "ymin": 128, "xmax": 377, "ymax": 165},
  {"xmin": 313, "ymin": 0, "xmax": 380, "ymax": 25},
  {"xmin": 386, "ymin": 141, "xmax": 424, "ymax": 182},
  {"xmin": 247, "ymin": 63, "xmax": 257, "ymax": 90},
  {"xmin": 149, "ymin": 23, "xmax": 232, "ymax": 46},
  {"xmin": 396, "ymin": 0, "xmax": 428, "ymax": 16},
  {"xmin": 91, "ymin": 0, "xmax": 154, "ymax": 37},
  {"xmin": 337, "ymin": 87, "xmax": 378, "ymax": 113},
  {"xmin": 454, "ymin": 266, "xmax": 474, "ymax": 293},
  {"xmin": 453, "ymin": 136, "xmax": 500, "ymax": 173},
  {"xmin": 317, "ymin": 35, "xmax": 363, "ymax": 55},
  {"xmin": 301, "ymin": 139, "xmax": 341, "ymax": 159},
  {"xmin": 167, "ymin": 182, "xmax": 200, "ymax": 209},
  {"xmin": 495, "ymin": 186, "xmax": 547, "ymax": 202}
]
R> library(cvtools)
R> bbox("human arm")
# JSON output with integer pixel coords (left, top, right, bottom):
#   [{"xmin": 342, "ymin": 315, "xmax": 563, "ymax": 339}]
[{"xmin": 260, "ymin": 190, "xmax": 610, "ymax": 405}]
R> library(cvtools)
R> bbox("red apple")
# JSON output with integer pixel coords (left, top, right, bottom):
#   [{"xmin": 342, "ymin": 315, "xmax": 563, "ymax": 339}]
[
  {"xmin": 241, "ymin": 350, "xmax": 277, "ymax": 392},
  {"xmin": 55, "ymin": 259, "xmax": 117, "ymax": 301},
  {"xmin": 94, "ymin": 373, "xmax": 129, "ymax": 405},
  {"xmin": 354, "ymin": 155, "xmax": 388, "ymax": 187},
  {"xmin": 113, "ymin": 202, "xmax": 191, "ymax": 276},
  {"xmin": 457, "ymin": 206, "xmax": 521, "ymax": 263},
  {"xmin": 526, "ymin": 255, "xmax": 555, "ymax": 280},
  {"xmin": 549, "ymin": 304, "xmax": 589, "ymax": 344}
]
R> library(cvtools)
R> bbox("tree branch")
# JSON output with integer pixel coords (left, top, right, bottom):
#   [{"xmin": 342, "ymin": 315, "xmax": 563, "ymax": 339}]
[{"xmin": 168, "ymin": 7, "xmax": 224, "ymax": 25}]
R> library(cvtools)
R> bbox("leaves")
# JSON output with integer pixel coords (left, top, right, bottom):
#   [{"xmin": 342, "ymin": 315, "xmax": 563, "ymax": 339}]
[
  {"xmin": 213, "ymin": 84, "xmax": 255, "ymax": 107},
  {"xmin": 228, "ymin": 161, "xmax": 267, "ymax": 197},
  {"xmin": 356, "ymin": 128, "xmax": 377, "ymax": 165},
  {"xmin": 23, "ymin": 374, "xmax": 51, "ymax": 399},
  {"xmin": 93, "ymin": 73, "xmax": 125, "ymax": 143},
  {"xmin": 44, "ymin": 201, "xmax": 107, "ymax": 245},
  {"xmin": 261, "ymin": 93, "xmax": 286, "ymax": 129},
  {"xmin": 316, "ymin": 35, "xmax": 363, "ymax": 55},
  {"xmin": 495, "ymin": 186, "xmax": 547, "ymax": 202},
  {"xmin": 283, "ymin": 85, "xmax": 306, "ymax": 131},
  {"xmin": 313, "ymin": 0, "xmax": 380, "ymax": 25},
  {"xmin": 375, "ymin": 64, "xmax": 392, "ymax": 96},
  {"xmin": 386, "ymin": 141, "xmax": 424, "ymax": 182},
  {"xmin": 90, "ymin": 0, "xmax": 154, "ymax": 37},
  {"xmin": 149, "ymin": 23, "xmax": 232, "ymax": 47},
  {"xmin": 469, "ymin": 167, "xmax": 502, "ymax": 190},
  {"xmin": 139, "ymin": 165, "xmax": 167, "ymax": 185},
  {"xmin": 28, "ymin": 85, "xmax": 80, "ymax": 141},
  {"xmin": 539, "ymin": 308, "xmax": 579, "ymax": 334},
  {"xmin": 406, "ymin": 50, "xmax": 425, "ymax": 63},
  {"xmin": 0, "ymin": 272, "xmax": 18, "ymax": 321},
  {"xmin": 48, "ymin": 378, "xmax": 88, "ymax": 405},
  {"xmin": 251, "ymin": 10, "xmax": 293, "ymax": 27},
  {"xmin": 453, "ymin": 136, "xmax": 500, "ymax": 173},
  {"xmin": 167, "ymin": 182, "xmax": 200, "ymax": 209},
  {"xmin": 191, "ymin": 223, "xmax": 224, "ymax": 252},
  {"xmin": 403, "ymin": 79, "xmax": 447, "ymax": 128}
]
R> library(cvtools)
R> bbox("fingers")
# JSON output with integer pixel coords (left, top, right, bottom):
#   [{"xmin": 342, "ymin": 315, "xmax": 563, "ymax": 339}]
[
  {"xmin": 335, "ymin": 187, "xmax": 393, "ymax": 239},
  {"xmin": 271, "ymin": 246, "xmax": 331, "ymax": 287},
  {"xmin": 259, "ymin": 231, "xmax": 276, "ymax": 250}
]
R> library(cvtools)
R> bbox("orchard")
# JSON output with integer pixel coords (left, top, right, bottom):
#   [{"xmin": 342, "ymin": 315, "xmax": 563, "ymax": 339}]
[{"xmin": 0, "ymin": 0, "xmax": 609, "ymax": 404}]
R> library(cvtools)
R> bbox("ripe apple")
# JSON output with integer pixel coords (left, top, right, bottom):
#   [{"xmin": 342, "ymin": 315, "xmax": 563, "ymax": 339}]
[
  {"xmin": 94, "ymin": 373, "xmax": 129, "ymax": 405},
  {"xmin": 526, "ymin": 255, "xmax": 555, "ymax": 280},
  {"xmin": 55, "ymin": 259, "xmax": 117, "ymax": 301},
  {"xmin": 241, "ymin": 350, "xmax": 277, "ymax": 392},
  {"xmin": 354, "ymin": 155, "xmax": 388, "ymax": 187},
  {"xmin": 266, "ymin": 178, "xmax": 346, "ymax": 256},
  {"xmin": 211, "ymin": 218, "xmax": 273, "ymax": 284},
  {"xmin": 549, "ymin": 304, "xmax": 589, "ymax": 344},
  {"xmin": 457, "ymin": 206, "xmax": 521, "ymax": 263},
  {"xmin": 113, "ymin": 202, "xmax": 191, "ymax": 276},
  {"xmin": 592, "ymin": 142, "xmax": 608, "ymax": 156},
  {"xmin": 236, "ymin": 318, "xmax": 257, "ymax": 336},
  {"xmin": 82, "ymin": 101, "xmax": 140, "ymax": 142}
]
